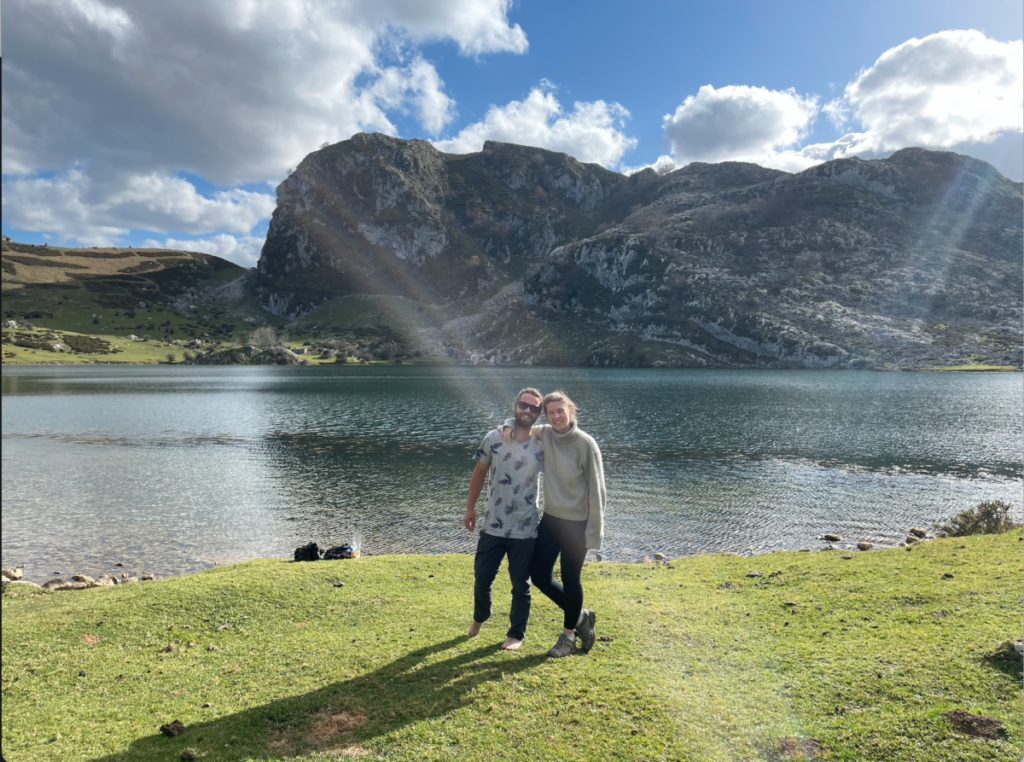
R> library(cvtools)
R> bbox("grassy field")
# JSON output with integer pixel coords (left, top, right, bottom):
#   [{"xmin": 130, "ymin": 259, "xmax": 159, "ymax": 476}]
[{"xmin": 2, "ymin": 531, "xmax": 1021, "ymax": 762}]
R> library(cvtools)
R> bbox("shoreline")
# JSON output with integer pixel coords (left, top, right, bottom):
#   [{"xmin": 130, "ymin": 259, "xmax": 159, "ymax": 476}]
[
  {"xmin": 1, "ymin": 528, "xmax": 933, "ymax": 589},
  {"xmin": 3, "ymin": 359, "xmax": 1022, "ymax": 371}
]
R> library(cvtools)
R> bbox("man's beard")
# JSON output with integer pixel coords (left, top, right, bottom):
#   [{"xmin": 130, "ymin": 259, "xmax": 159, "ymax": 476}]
[{"xmin": 515, "ymin": 411, "xmax": 538, "ymax": 427}]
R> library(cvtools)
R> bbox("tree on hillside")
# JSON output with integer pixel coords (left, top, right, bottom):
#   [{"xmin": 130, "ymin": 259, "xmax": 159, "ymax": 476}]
[{"xmin": 249, "ymin": 326, "xmax": 280, "ymax": 349}]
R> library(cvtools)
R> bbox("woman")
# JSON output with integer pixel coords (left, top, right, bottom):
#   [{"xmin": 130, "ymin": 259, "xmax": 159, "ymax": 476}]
[{"xmin": 506, "ymin": 390, "xmax": 606, "ymax": 657}]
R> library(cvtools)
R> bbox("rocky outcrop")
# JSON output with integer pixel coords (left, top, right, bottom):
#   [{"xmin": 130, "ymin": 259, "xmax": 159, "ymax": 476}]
[{"xmin": 254, "ymin": 137, "xmax": 1023, "ymax": 369}]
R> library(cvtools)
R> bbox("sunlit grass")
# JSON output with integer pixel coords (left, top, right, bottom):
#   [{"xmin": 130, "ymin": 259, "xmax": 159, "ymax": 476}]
[
  {"xmin": 2, "ymin": 531, "xmax": 1021, "ymax": 761},
  {"xmin": 925, "ymin": 362, "xmax": 1019, "ymax": 372}
]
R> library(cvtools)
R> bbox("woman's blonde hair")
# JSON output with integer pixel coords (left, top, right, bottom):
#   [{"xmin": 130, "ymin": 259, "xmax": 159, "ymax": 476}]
[{"xmin": 542, "ymin": 390, "xmax": 577, "ymax": 419}]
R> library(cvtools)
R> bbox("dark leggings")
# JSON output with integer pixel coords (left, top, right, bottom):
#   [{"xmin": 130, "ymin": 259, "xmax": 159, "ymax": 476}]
[{"xmin": 530, "ymin": 514, "xmax": 588, "ymax": 631}]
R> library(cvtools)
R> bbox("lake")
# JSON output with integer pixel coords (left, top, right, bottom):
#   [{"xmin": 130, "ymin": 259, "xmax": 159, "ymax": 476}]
[{"xmin": 2, "ymin": 365, "xmax": 1021, "ymax": 582}]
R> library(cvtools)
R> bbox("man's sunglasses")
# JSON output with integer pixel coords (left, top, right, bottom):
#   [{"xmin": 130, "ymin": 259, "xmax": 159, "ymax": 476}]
[{"xmin": 517, "ymin": 401, "xmax": 542, "ymax": 415}]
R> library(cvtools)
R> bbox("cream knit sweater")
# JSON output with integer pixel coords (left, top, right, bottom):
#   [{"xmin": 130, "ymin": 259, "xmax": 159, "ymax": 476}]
[{"xmin": 506, "ymin": 419, "xmax": 606, "ymax": 550}]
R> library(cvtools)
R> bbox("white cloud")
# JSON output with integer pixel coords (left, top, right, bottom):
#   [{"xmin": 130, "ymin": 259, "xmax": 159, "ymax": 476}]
[
  {"xmin": 432, "ymin": 84, "xmax": 638, "ymax": 168},
  {"xmin": 657, "ymin": 31, "xmax": 1023, "ymax": 179},
  {"xmin": 1, "ymin": 0, "xmax": 527, "ymax": 248},
  {"xmin": 1, "ymin": 170, "xmax": 276, "ymax": 246},
  {"xmin": 369, "ymin": 57, "xmax": 456, "ymax": 135},
  {"xmin": 662, "ymin": 85, "xmax": 819, "ymax": 168},
  {"xmin": 822, "ymin": 30, "xmax": 1023, "ymax": 159},
  {"xmin": 3, "ymin": 0, "xmax": 526, "ymax": 185},
  {"xmin": 621, "ymin": 154, "xmax": 678, "ymax": 176},
  {"xmin": 142, "ymin": 234, "xmax": 266, "ymax": 267}
]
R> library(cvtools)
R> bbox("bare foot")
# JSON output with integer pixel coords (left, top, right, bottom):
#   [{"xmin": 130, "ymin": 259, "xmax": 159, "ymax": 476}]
[
  {"xmin": 501, "ymin": 637, "xmax": 522, "ymax": 651},
  {"xmin": 468, "ymin": 621, "xmax": 482, "ymax": 638}
]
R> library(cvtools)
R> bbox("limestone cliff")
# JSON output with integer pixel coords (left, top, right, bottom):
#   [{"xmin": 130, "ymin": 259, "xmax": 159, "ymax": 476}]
[{"xmin": 255, "ymin": 135, "xmax": 1023, "ymax": 369}]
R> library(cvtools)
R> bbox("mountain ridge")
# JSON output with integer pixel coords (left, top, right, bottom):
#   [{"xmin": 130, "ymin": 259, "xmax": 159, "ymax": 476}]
[{"xmin": 254, "ymin": 134, "xmax": 1023, "ymax": 369}]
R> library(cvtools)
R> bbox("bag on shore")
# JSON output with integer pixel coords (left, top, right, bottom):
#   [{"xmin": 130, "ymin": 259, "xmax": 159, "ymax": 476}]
[
  {"xmin": 293, "ymin": 542, "xmax": 322, "ymax": 562},
  {"xmin": 323, "ymin": 544, "xmax": 354, "ymax": 560}
]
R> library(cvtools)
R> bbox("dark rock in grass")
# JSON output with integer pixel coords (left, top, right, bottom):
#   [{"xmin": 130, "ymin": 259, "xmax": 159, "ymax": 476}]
[
  {"xmin": 181, "ymin": 750, "xmax": 197, "ymax": 761},
  {"xmin": 160, "ymin": 720, "xmax": 186, "ymax": 737},
  {"xmin": 746, "ymin": 571, "xmax": 764, "ymax": 578},
  {"xmin": 943, "ymin": 710, "xmax": 1004, "ymax": 740},
  {"xmin": 942, "ymin": 573, "xmax": 955, "ymax": 579},
  {"xmin": 856, "ymin": 542, "xmax": 873, "ymax": 551},
  {"xmin": 823, "ymin": 534, "xmax": 842, "ymax": 542},
  {"xmin": 207, "ymin": 645, "xmax": 218, "ymax": 651},
  {"xmin": 598, "ymin": 636, "xmax": 614, "ymax": 642},
  {"xmin": 910, "ymin": 528, "xmax": 928, "ymax": 538}
]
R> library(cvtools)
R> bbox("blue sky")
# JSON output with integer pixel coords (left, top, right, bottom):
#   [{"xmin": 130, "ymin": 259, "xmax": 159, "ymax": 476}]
[{"xmin": 2, "ymin": 0, "xmax": 1021, "ymax": 266}]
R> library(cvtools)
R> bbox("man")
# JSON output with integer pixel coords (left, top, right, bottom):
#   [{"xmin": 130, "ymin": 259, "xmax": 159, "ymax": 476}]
[{"xmin": 465, "ymin": 388, "xmax": 545, "ymax": 650}]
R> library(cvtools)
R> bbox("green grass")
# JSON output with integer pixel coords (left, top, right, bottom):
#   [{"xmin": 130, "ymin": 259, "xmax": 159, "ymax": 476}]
[
  {"xmin": 1, "ymin": 328, "xmax": 234, "ymax": 365},
  {"xmin": 2, "ymin": 533, "xmax": 1022, "ymax": 762},
  {"xmin": 925, "ymin": 362, "xmax": 1020, "ymax": 372}
]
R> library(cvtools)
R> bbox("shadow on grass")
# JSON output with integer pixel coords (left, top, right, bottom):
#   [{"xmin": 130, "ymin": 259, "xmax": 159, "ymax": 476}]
[
  {"xmin": 983, "ymin": 642, "xmax": 1023, "ymax": 679},
  {"xmin": 87, "ymin": 636, "xmax": 548, "ymax": 761}
]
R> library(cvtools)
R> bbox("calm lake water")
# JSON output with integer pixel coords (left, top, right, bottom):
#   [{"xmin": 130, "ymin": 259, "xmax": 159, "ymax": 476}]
[{"xmin": 2, "ymin": 366, "xmax": 1021, "ymax": 581}]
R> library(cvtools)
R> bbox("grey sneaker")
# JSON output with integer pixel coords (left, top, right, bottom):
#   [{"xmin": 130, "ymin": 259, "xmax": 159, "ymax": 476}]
[
  {"xmin": 575, "ymin": 609, "xmax": 596, "ymax": 653},
  {"xmin": 547, "ymin": 632, "xmax": 577, "ymax": 658}
]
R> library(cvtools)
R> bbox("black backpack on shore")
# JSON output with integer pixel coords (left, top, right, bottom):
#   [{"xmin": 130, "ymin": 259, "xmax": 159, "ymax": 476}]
[
  {"xmin": 293, "ymin": 542, "xmax": 322, "ymax": 562},
  {"xmin": 323, "ymin": 544, "xmax": 354, "ymax": 560}
]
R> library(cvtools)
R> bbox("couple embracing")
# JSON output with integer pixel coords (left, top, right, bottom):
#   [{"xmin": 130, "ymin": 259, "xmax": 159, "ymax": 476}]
[{"xmin": 464, "ymin": 388, "xmax": 606, "ymax": 658}]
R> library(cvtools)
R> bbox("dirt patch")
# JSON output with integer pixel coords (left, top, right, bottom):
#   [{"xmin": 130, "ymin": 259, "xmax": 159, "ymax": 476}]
[
  {"xmin": 327, "ymin": 745, "xmax": 372, "ymax": 757},
  {"xmin": 307, "ymin": 710, "xmax": 367, "ymax": 745},
  {"xmin": 760, "ymin": 737, "xmax": 823, "ymax": 760},
  {"xmin": 943, "ymin": 710, "xmax": 1004, "ymax": 740},
  {"xmin": 269, "ymin": 708, "xmax": 368, "ymax": 756},
  {"xmin": 82, "ymin": 634, "xmax": 103, "ymax": 645}
]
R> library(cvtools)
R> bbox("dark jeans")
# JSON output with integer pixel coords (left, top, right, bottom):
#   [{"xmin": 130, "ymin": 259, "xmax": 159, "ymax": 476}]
[
  {"xmin": 473, "ymin": 531, "xmax": 536, "ymax": 640},
  {"xmin": 530, "ymin": 513, "xmax": 588, "ymax": 631}
]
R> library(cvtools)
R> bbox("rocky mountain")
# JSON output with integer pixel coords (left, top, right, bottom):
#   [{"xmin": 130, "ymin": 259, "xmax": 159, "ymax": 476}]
[{"xmin": 255, "ymin": 133, "xmax": 1023, "ymax": 369}]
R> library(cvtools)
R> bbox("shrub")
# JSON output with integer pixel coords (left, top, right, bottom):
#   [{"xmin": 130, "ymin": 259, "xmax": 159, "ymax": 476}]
[
  {"xmin": 60, "ymin": 334, "xmax": 114, "ymax": 354},
  {"xmin": 936, "ymin": 500, "xmax": 1019, "ymax": 537},
  {"xmin": 249, "ymin": 325, "xmax": 279, "ymax": 349}
]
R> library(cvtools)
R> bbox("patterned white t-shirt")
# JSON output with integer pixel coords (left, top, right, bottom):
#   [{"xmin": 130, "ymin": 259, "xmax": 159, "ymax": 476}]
[{"xmin": 474, "ymin": 428, "xmax": 544, "ymax": 539}]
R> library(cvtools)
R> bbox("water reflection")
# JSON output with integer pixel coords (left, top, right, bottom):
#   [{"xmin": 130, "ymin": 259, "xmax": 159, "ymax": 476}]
[{"xmin": 2, "ymin": 366, "xmax": 1021, "ymax": 581}]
